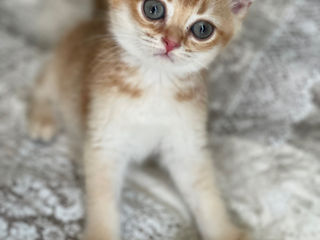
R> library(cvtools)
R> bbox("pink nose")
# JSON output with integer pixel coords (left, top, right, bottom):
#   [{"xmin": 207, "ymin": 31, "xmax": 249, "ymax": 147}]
[{"xmin": 162, "ymin": 37, "xmax": 181, "ymax": 53}]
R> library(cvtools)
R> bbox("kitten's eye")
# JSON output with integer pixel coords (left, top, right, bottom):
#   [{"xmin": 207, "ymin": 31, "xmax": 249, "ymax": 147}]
[
  {"xmin": 143, "ymin": 0, "xmax": 165, "ymax": 20},
  {"xmin": 191, "ymin": 21, "xmax": 215, "ymax": 40}
]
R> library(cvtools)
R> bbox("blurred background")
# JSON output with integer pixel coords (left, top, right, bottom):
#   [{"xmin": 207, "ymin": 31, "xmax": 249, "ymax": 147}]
[{"xmin": 0, "ymin": 0, "xmax": 319, "ymax": 239}]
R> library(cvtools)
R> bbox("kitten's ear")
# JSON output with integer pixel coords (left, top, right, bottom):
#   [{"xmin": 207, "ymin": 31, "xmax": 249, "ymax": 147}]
[{"xmin": 230, "ymin": 0, "xmax": 252, "ymax": 19}]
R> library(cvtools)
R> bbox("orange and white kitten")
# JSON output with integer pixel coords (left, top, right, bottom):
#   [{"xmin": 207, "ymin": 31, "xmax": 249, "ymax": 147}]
[{"xmin": 27, "ymin": 0, "xmax": 252, "ymax": 239}]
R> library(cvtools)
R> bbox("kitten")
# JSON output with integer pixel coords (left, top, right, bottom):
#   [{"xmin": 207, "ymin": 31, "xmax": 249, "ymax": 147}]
[{"xmin": 27, "ymin": 0, "xmax": 252, "ymax": 239}]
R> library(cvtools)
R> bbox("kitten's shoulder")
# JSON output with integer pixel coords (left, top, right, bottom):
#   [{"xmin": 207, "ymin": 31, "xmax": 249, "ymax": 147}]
[{"xmin": 53, "ymin": 18, "xmax": 120, "ymax": 79}]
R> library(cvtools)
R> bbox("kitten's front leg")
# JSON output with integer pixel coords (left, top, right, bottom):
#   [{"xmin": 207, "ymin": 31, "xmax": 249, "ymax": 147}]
[
  {"xmin": 164, "ymin": 146, "xmax": 248, "ymax": 240},
  {"xmin": 83, "ymin": 141, "xmax": 126, "ymax": 240}
]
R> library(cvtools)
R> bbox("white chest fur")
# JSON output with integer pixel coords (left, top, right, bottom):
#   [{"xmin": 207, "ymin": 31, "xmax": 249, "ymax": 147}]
[{"xmin": 93, "ymin": 70, "xmax": 203, "ymax": 164}]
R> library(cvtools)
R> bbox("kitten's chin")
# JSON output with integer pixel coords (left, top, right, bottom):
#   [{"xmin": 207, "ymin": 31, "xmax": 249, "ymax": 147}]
[
  {"xmin": 152, "ymin": 58, "xmax": 206, "ymax": 75},
  {"xmin": 145, "ymin": 48, "xmax": 218, "ymax": 74},
  {"xmin": 153, "ymin": 52, "xmax": 175, "ymax": 63},
  {"xmin": 138, "ymin": 51, "xmax": 207, "ymax": 75},
  {"xmin": 143, "ymin": 56, "xmax": 199, "ymax": 75}
]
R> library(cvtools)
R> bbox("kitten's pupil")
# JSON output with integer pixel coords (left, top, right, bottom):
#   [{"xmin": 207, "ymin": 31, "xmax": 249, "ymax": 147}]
[
  {"xmin": 150, "ymin": 6, "xmax": 158, "ymax": 15},
  {"xmin": 200, "ymin": 24, "xmax": 205, "ymax": 34}
]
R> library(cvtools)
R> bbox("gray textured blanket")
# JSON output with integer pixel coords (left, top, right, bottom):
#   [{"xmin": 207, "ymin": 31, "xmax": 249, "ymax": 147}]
[{"xmin": 0, "ymin": 0, "xmax": 320, "ymax": 240}]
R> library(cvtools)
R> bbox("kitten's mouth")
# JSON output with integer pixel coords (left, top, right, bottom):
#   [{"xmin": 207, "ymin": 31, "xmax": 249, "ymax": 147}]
[{"xmin": 154, "ymin": 52, "xmax": 174, "ymax": 63}]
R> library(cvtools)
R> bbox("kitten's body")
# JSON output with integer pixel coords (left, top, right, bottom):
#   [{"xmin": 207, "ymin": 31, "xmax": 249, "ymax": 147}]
[{"xmin": 28, "ymin": 1, "xmax": 252, "ymax": 240}]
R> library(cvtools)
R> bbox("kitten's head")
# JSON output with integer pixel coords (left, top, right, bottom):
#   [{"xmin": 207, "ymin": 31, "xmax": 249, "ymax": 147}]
[{"xmin": 108, "ymin": 0, "xmax": 252, "ymax": 74}]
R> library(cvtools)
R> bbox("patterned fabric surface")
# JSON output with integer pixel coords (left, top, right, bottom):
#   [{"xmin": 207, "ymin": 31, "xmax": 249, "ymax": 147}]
[{"xmin": 0, "ymin": 0, "xmax": 320, "ymax": 240}]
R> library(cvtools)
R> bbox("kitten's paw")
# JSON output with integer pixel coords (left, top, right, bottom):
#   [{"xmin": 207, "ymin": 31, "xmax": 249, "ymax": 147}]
[
  {"xmin": 82, "ymin": 232, "xmax": 111, "ymax": 240},
  {"xmin": 27, "ymin": 103, "xmax": 58, "ymax": 142},
  {"xmin": 223, "ymin": 227, "xmax": 252, "ymax": 240}
]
